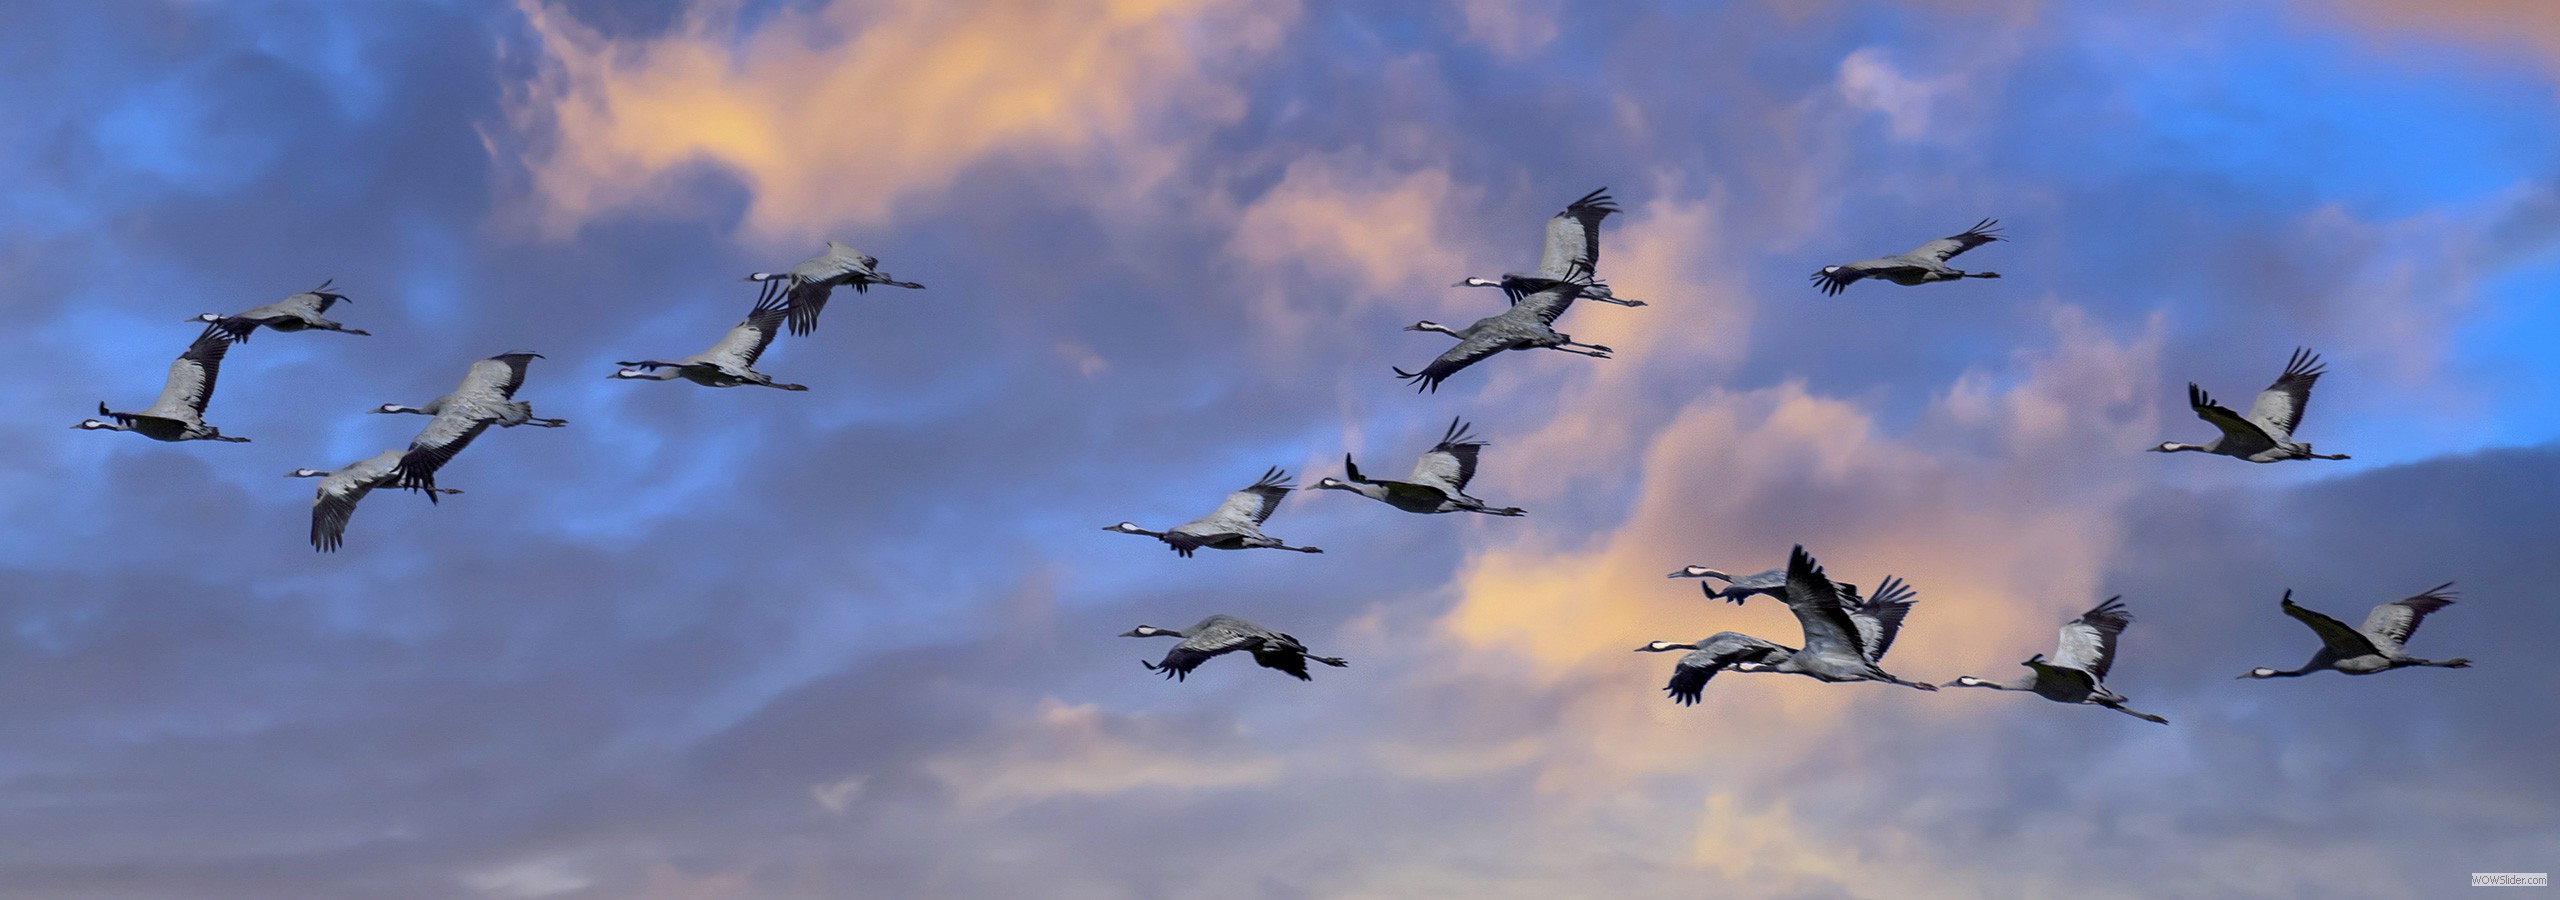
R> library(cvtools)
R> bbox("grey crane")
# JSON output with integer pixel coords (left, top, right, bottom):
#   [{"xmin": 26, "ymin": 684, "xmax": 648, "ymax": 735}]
[
  {"xmin": 1667, "ymin": 563, "xmax": 1788, "ymax": 605},
  {"xmin": 1811, "ymin": 219, "xmax": 2004, "ymax": 296},
  {"xmin": 1314, "ymin": 417, "xmax": 1524, "ymax": 516},
  {"xmin": 1944, "ymin": 597, "xmax": 2168, "ymax": 724},
  {"xmin": 1453, "ymin": 187, "xmax": 1645, "ymax": 307},
  {"xmin": 1105, "ymin": 467, "xmax": 1322, "ymax": 557},
  {"xmin": 2152, "ymin": 347, "xmax": 2349, "ymax": 463},
  {"xmin": 743, "ymin": 240, "xmax": 924, "ymax": 337},
  {"xmin": 1732, "ymin": 575, "xmax": 1919, "ymax": 671},
  {"xmin": 608, "ymin": 287, "xmax": 807, "ymax": 390},
  {"xmin": 1635, "ymin": 633, "xmax": 1787, "ymax": 706},
  {"xmin": 287, "ymin": 450, "xmax": 462, "ymax": 552},
  {"xmin": 1395, "ymin": 270, "xmax": 1610, "ymax": 393},
  {"xmin": 73, "ymin": 325, "xmax": 249, "ymax": 443},
  {"xmin": 2241, "ymin": 583, "xmax": 2471, "ymax": 679},
  {"xmin": 1121, "ymin": 614, "xmax": 1348, "ymax": 682},
  {"xmin": 191, "ymin": 279, "xmax": 368, "ymax": 341},
  {"xmin": 1636, "ymin": 545, "xmax": 1939, "ymax": 704},
  {"xmin": 389, "ymin": 352, "xmax": 557, "ymax": 500},
  {"xmin": 372, "ymin": 352, "xmax": 568, "ymax": 429}
]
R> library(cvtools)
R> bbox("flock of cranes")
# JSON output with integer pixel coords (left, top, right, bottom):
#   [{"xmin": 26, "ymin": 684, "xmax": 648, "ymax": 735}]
[
  {"xmin": 78, "ymin": 184, "xmax": 2465, "ymax": 706},
  {"xmin": 76, "ymin": 245, "xmax": 918, "ymax": 551},
  {"xmin": 1102, "ymin": 187, "xmax": 2468, "ymax": 709}
]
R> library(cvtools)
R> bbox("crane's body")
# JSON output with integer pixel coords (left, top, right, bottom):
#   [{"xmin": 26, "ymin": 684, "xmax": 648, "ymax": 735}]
[
  {"xmin": 1317, "ymin": 418, "xmax": 1524, "ymax": 516},
  {"xmin": 75, "ymin": 326, "xmax": 249, "ymax": 443},
  {"xmin": 1122, "ymin": 614, "xmax": 1349, "ymax": 682},
  {"xmin": 1812, "ymin": 219, "xmax": 2004, "ymax": 296}
]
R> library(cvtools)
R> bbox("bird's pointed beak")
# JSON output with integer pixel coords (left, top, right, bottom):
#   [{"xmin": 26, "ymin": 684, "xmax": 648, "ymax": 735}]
[{"xmin": 1665, "ymin": 570, "xmax": 1684, "ymax": 578}]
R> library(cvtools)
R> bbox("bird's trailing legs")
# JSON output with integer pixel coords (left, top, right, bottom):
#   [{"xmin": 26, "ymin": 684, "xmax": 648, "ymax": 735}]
[{"xmin": 2099, "ymin": 701, "xmax": 2168, "ymax": 725}]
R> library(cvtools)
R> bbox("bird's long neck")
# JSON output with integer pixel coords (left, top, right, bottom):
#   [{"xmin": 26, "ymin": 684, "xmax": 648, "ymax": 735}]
[
  {"xmin": 1950, "ymin": 676, "xmax": 2030, "ymax": 691},
  {"xmin": 1331, "ymin": 482, "xmax": 1388, "ymax": 501},
  {"xmin": 2162, "ymin": 443, "xmax": 2207, "ymax": 453}
]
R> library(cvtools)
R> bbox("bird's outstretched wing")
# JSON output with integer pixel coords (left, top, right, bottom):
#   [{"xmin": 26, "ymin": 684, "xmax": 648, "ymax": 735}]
[
  {"xmin": 2189, "ymin": 383, "xmax": 2273, "ymax": 446},
  {"xmin": 1810, "ymin": 260, "xmax": 1895, "ymax": 296},
  {"xmin": 1145, "ymin": 617, "xmax": 1262, "ymax": 681},
  {"xmin": 2245, "ymin": 347, "xmax": 2325, "ymax": 439},
  {"xmin": 1406, "ymin": 417, "xmax": 1487, "ymax": 493},
  {"xmin": 149, "ymin": 325, "xmax": 236, "ymax": 418},
  {"xmin": 311, "ymin": 485, "xmax": 361, "ymax": 552},
  {"xmin": 1395, "ymin": 329, "xmax": 1512, "ymax": 393},
  {"xmin": 701, "ymin": 287, "xmax": 791, "ymax": 370},
  {"xmin": 2359, "ymin": 582, "xmax": 2457, "ymax": 656},
  {"xmin": 1509, "ymin": 267, "xmax": 1593, "ymax": 327},
  {"xmin": 2280, "ymin": 591, "xmax": 2381, "ymax": 659},
  {"xmin": 462, "ymin": 352, "xmax": 541, "ymax": 401},
  {"xmin": 773, "ymin": 243, "xmax": 871, "ymax": 335},
  {"xmin": 1846, "ymin": 575, "xmax": 1919, "ymax": 663},
  {"xmin": 1908, "ymin": 218, "xmax": 2003, "ymax": 263},
  {"xmin": 1200, "ymin": 467, "xmax": 1294, "ymax": 527},
  {"xmin": 1664, "ymin": 632, "xmax": 1785, "ymax": 706},
  {"xmin": 1780, "ymin": 545, "xmax": 1871, "ymax": 662},
  {"xmin": 1536, "ymin": 187, "xmax": 1617, "ymax": 279},
  {"xmin": 2053, "ymin": 596, "xmax": 2131, "ymax": 681},
  {"xmin": 394, "ymin": 409, "xmax": 495, "ymax": 495}
]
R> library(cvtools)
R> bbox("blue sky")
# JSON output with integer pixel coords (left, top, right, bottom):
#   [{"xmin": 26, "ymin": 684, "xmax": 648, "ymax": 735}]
[{"xmin": 2, "ymin": 1, "xmax": 2556, "ymax": 897}]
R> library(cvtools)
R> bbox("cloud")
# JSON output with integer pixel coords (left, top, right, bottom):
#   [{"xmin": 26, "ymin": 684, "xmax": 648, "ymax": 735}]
[
  {"xmin": 2327, "ymin": 0, "xmax": 2560, "ymax": 65},
  {"xmin": 1837, "ymin": 47, "xmax": 1960, "ymax": 139},
  {"xmin": 9, "ymin": 2, "xmax": 2560, "ymax": 897},
  {"xmin": 920, "ymin": 699, "xmax": 1284, "ymax": 811},
  {"xmin": 498, "ymin": 0, "xmax": 1299, "ymax": 240},
  {"xmin": 1449, "ymin": 0, "xmax": 1563, "ymax": 58}
]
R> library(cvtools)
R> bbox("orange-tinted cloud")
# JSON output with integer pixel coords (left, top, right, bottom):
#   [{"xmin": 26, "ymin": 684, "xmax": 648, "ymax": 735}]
[
  {"xmin": 2329, "ymin": 0, "xmax": 2560, "ymax": 63},
  {"xmin": 1430, "ymin": 304, "xmax": 2166, "ymax": 783},
  {"xmin": 500, "ymin": 0, "xmax": 1297, "ymax": 239}
]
